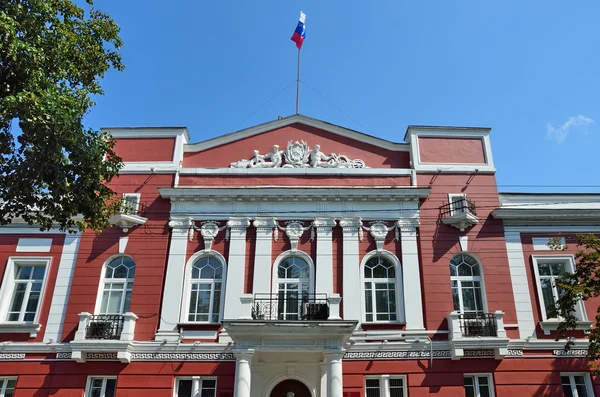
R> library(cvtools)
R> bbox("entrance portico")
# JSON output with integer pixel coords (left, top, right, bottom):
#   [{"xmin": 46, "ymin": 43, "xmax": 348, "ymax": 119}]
[{"xmin": 223, "ymin": 320, "xmax": 356, "ymax": 397}]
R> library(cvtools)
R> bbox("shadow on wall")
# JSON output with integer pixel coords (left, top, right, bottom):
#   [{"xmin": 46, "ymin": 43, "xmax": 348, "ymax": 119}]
[{"xmin": 533, "ymin": 357, "xmax": 595, "ymax": 396}]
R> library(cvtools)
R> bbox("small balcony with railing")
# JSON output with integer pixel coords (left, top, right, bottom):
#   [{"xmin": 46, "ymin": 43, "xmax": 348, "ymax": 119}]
[
  {"xmin": 446, "ymin": 311, "xmax": 509, "ymax": 360},
  {"xmin": 239, "ymin": 293, "xmax": 342, "ymax": 321},
  {"xmin": 71, "ymin": 312, "xmax": 138, "ymax": 363},
  {"xmin": 440, "ymin": 197, "xmax": 479, "ymax": 231}
]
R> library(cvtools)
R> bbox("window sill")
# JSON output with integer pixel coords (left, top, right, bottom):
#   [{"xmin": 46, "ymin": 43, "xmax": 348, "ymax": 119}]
[
  {"xmin": 0, "ymin": 322, "xmax": 42, "ymax": 337},
  {"xmin": 540, "ymin": 319, "xmax": 593, "ymax": 335}
]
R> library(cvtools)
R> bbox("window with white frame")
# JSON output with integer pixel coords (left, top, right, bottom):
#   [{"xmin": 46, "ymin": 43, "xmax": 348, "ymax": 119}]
[
  {"xmin": 277, "ymin": 256, "xmax": 310, "ymax": 320},
  {"xmin": 174, "ymin": 377, "xmax": 217, "ymax": 397},
  {"xmin": 450, "ymin": 254, "xmax": 486, "ymax": 315},
  {"xmin": 98, "ymin": 256, "xmax": 135, "ymax": 314},
  {"xmin": 187, "ymin": 256, "xmax": 224, "ymax": 323},
  {"xmin": 120, "ymin": 193, "xmax": 140, "ymax": 215},
  {"xmin": 532, "ymin": 255, "xmax": 585, "ymax": 321},
  {"xmin": 561, "ymin": 373, "xmax": 594, "ymax": 397},
  {"xmin": 449, "ymin": 193, "xmax": 468, "ymax": 215},
  {"xmin": 85, "ymin": 377, "xmax": 116, "ymax": 397},
  {"xmin": 364, "ymin": 256, "xmax": 399, "ymax": 323},
  {"xmin": 0, "ymin": 258, "xmax": 50, "ymax": 323},
  {"xmin": 464, "ymin": 374, "xmax": 494, "ymax": 397},
  {"xmin": 0, "ymin": 378, "xmax": 16, "ymax": 397},
  {"xmin": 365, "ymin": 375, "xmax": 407, "ymax": 397}
]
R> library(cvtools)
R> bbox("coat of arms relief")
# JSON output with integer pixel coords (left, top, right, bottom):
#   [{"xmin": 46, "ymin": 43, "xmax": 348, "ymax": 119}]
[{"xmin": 230, "ymin": 140, "xmax": 366, "ymax": 169}]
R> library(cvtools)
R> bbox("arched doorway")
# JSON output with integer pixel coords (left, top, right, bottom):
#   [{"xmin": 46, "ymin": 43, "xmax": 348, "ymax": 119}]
[{"xmin": 269, "ymin": 379, "xmax": 311, "ymax": 397}]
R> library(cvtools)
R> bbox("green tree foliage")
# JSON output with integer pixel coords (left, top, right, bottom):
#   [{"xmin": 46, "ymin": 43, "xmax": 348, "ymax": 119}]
[
  {"xmin": 0, "ymin": 0, "xmax": 124, "ymax": 231},
  {"xmin": 551, "ymin": 234, "xmax": 600, "ymax": 373}
]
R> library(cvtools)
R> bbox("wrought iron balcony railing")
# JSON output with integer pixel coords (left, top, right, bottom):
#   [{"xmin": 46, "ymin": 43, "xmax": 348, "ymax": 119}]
[
  {"xmin": 440, "ymin": 198, "xmax": 477, "ymax": 218},
  {"xmin": 85, "ymin": 314, "xmax": 124, "ymax": 340},
  {"xmin": 252, "ymin": 293, "xmax": 329, "ymax": 321},
  {"xmin": 459, "ymin": 312, "xmax": 498, "ymax": 337}
]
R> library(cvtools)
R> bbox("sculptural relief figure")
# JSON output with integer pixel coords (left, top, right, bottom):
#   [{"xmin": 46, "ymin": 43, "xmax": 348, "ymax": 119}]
[
  {"xmin": 309, "ymin": 144, "xmax": 338, "ymax": 168},
  {"xmin": 249, "ymin": 145, "xmax": 282, "ymax": 168}
]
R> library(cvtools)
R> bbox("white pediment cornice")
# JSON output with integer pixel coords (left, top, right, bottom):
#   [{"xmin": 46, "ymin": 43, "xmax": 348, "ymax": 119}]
[{"xmin": 184, "ymin": 114, "xmax": 410, "ymax": 153}]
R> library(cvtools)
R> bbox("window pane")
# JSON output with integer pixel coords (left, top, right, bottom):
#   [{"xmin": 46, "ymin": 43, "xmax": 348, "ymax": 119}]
[
  {"xmin": 389, "ymin": 378, "xmax": 405, "ymax": 397},
  {"xmin": 576, "ymin": 384, "xmax": 589, "ymax": 397},
  {"xmin": 366, "ymin": 378, "xmax": 380, "ymax": 397},
  {"xmin": 178, "ymin": 380, "xmax": 193, "ymax": 397},
  {"xmin": 464, "ymin": 376, "xmax": 473, "ymax": 385},
  {"xmin": 375, "ymin": 288, "xmax": 389, "ymax": 314},
  {"xmin": 372, "ymin": 263, "xmax": 388, "ymax": 278},
  {"xmin": 471, "ymin": 264, "xmax": 481, "ymax": 277},
  {"xmin": 561, "ymin": 376, "xmax": 571, "ymax": 386},
  {"xmin": 450, "ymin": 264, "xmax": 457, "ymax": 277},
  {"xmin": 458, "ymin": 264, "xmax": 472, "ymax": 277},
  {"xmin": 32, "ymin": 266, "xmax": 46, "ymax": 280},
  {"xmin": 123, "ymin": 290, "xmax": 132, "ymax": 312},
  {"xmin": 105, "ymin": 379, "xmax": 116, "ymax": 397},
  {"xmin": 538, "ymin": 263, "xmax": 550, "ymax": 276},
  {"xmin": 462, "ymin": 288, "xmax": 476, "ymax": 311},
  {"xmin": 452, "ymin": 286, "xmax": 460, "ymax": 311},
  {"xmin": 16, "ymin": 265, "xmax": 32, "ymax": 280},
  {"xmin": 474, "ymin": 287, "xmax": 484, "ymax": 312},
  {"xmin": 200, "ymin": 265, "xmax": 215, "ymax": 279},
  {"xmin": 9, "ymin": 283, "xmax": 26, "ymax": 312},
  {"xmin": 574, "ymin": 375, "xmax": 586, "ymax": 385},
  {"xmin": 540, "ymin": 279, "xmax": 556, "ymax": 317},
  {"xmin": 551, "ymin": 263, "xmax": 565, "ymax": 275},
  {"xmin": 25, "ymin": 290, "xmax": 40, "ymax": 312},
  {"xmin": 562, "ymin": 385, "xmax": 574, "ymax": 397},
  {"xmin": 107, "ymin": 291, "xmax": 123, "ymax": 313}
]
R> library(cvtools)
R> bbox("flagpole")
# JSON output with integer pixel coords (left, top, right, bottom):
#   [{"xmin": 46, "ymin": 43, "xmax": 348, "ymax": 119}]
[{"xmin": 295, "ymin": 48, "xmax": 300, "ymax": 114}]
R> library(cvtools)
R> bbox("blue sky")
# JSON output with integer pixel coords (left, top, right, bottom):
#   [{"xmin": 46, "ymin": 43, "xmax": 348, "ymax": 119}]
[{"xmin": 87, "ymin": 1, "xmax": 600, "ymax": 193}]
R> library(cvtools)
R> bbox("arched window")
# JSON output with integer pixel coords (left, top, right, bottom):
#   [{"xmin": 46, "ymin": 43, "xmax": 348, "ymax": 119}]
[
  {"xmin": 450, "ymin": 254, "xmax": 486, "ymax": 314},
  {"xmin": 99, "ymin": 256, "xmax": 135, "ymax": 314},
  {"xmin": 188, "ymin": 256, "xmax": 224, "ymax": 323},
  {"xmin": 277, "ymin": 256, "xmax": 310, "ymax": 320},
  {"xmin": 364, "ymin": 255, "xmax": 398, "ymax": 323}
]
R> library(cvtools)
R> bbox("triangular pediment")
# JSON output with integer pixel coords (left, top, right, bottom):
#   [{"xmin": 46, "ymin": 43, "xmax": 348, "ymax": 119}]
[{"xmin": 183, "ymin": 115, "xmax": 410, "ymax": 169}]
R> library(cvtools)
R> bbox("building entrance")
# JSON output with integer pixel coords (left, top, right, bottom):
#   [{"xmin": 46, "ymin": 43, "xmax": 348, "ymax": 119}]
[{"xmin": 269, "ymin": 379, "xmax": 311, "ymax": 397}]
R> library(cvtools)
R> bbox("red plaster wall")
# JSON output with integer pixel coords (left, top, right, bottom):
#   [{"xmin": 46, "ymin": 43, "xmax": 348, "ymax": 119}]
[
  {"xmin": 0, "ymin": 234, "xmax": 65, "ymax": 342},
  {"xmin": 62, "ymin": 175, "xmax": 174, "ymax": 342},
  {"xmin": 416, "ymin": 173, "xmax": 517, "ymax": 332},
  {"xmin": 0, "ymin": 360, "xmax": 234, "ymax": 397},
  {"xmin": 114, "ymin": 138, "xmax": 176, "ymax": 162},
  {"xmin": 520, "ymin": 233, "xmax": 600, "ymax": 339},
  {"xmin": 244, "ymin": 228, "xmax": 256, "ymax": 294},
  {"xmin": 418, "ymin": 137, "xmax": 486, "ymax": 164},
  {"xmin": 177, "ymin": 175, "xmax": 411, "ymax": 187},
  {"xmin": 183, "ymin": 123, "xmax": 410, "ymax": 169}
]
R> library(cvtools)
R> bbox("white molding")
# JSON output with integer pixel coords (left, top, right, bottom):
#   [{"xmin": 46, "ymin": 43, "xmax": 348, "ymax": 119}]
[
  {"xmin": 180, "ymin": 250, "xmax": 227, "ymax": 324},
  {"xmin": 252, "ymin": 218, "xmax": 276, "ymax": 295},
  {"xmin": 504, "ymin": 231, "xmax": 536, "ymax": 339},
  {"xmin": 44, "ymin": 233, "xmax": 81, "ymax": 342},
  {"xmin": 0, "ymin": 256, "xmax": 52, "ymax": 332},
  {"xmin": 16, "ymin": 238, "xmax": 53, "ymax": 252},
  {"xmin": 103, "ymin": 127, "xmax": 190, "ymax": 140},
  {"xmin": 223, "ymin": 218, "xmax": 251, "ymax": 320},
  {"xmin": 314, "ymin": 218, "xmax": 336, "ymax": 296},
  {"xmin": 118, "ymin": 237, "xmax": 129, "ymax": 254},
  {"xmin": 458, "ymin": 236, "xmax": 468, "ymax": 252},
  {"xmin": 179, "ymin": 167, "xmax": 412, "ymax": 176},
  {"xmin": 184, "ymin": 114, "xmax": 410, "ymax": 153},
  {"xmin": 400, "ymin": 225, "xmax": 425, "ymax": 330},
  {"xmin": 359, "ymin": 250, "xmax": 404, "ymax": 324},
  {"xmin": 0, "ymin": 227, "xmax": 67, "ymax": 235},
  {"xmin": 341, "ymin": 218, "xmax": 361, "ymax": 322},
  {"xmin": 504, "ymin": 225, "xmax": 600, "ymax": 233}
]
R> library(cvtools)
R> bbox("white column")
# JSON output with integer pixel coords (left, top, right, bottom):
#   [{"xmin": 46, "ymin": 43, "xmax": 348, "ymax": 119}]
[
  {"xmin": 340, "ymin": 218, "xmax": 362, "ymax": 321},
  {"xmin": 44, "ymin": 232, "xmax": 81, "ymax": 342},
  {"xmin": 252, "ymin": 217, "xmax": 277, "ymax": 294},
  {"xmin": 234, "ymin": 351, "xmax": 254, "ymax": 397},
  {"xmin": 505, "ymin": 230, "xmax": 536, "ymax": 339},
  {"xmin": 398, "ymin": 220, "xmax": 425, "ymax": 330},
  {"xmin": 313, "ymin": 218, "xmax": 337, "ymax": 295},
  {"xmin": 223, "ymin": 217, "xmax": 251, "ymax": 320},
  {"xmin": 155, "ymin": 218, "xmax": 191, "ymax": 341},
  {"xmin": 326, "ymin": 352, "xmax": 344, "ymax": 397}
]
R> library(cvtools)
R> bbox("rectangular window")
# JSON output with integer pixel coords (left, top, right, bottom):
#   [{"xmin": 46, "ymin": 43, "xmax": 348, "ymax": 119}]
[
  {"xmin": 365, "ymin": 376, "xmax": 407, "ymax": 397},
  {"xmin": 449, "ymin": 193, "xmax": 468, "ymax": 215},
  {"xmin": 121, "ymin": 193, "xmax": 140, "ymax": 215},
  {"xmin": 85, "ymin": 377, "xmax": 117, "ymax": 397},
  {"xmin": 561, "ymin": 373, "xmax": 594, "ymax": 397},
  {"xmin": 0, "ymin": 258, "xmax": 50, "ymax": 324},
  {"xmin": 464, "ymin": 374, "xmax": 494, "ymax": 397},
  {"xmin": 175, "ymin": 378, "xmax": 217, "ymax": 397},
  {"xmin": 0, "ymin": 378, "xmax": 16, "ymax": 397},
  {"xmin": 532, "ymin": 255, "xmax": 585, "ymax": 321}
]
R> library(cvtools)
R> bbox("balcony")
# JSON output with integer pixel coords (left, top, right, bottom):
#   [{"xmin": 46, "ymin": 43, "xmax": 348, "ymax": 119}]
[
  {"xmin": 238, "ymin": 293, "xmax": 342, "ymax": 321},
  {"xmin": 440, "ymin": 198, "xmax": 479, "ymax": 231},
  {"xmin": 71, "ymin": 312, "xmax": 138, "ymax": 363},
  {"xmin": 446, "ymin": 311, "xmax": 509, "ymax": 360}
]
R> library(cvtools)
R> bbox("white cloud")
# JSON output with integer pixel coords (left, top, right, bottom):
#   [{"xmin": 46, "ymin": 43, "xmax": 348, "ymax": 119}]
[{"xmin": 546, "ymin": 115, "xmax": 595, "ymax": 143}]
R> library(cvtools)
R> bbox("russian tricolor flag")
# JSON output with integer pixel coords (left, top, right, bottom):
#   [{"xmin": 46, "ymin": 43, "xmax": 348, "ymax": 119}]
[{"xmin": 291, "ymin": 11, "xmax": 306, "ymax": 50}]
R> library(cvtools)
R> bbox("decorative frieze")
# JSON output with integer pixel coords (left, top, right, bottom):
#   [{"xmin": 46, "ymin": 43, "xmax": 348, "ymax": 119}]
[
  {"xmin": 343, "ymin": 350, "xmax": 451, "ymax": 360},
  {"xmin": 56, "ymin": 352, "xmax": 72, "ymax": 359},
  {"xmin": 0, "ymin": 353, "xmax": 25, "ymax": 360},
  {"xmin": 130, "ymin": 353, "xmax": 236, "ymax": 361},
  {"xmin": 230, "ymin": 140, "xmax": 366, "ymax": 169},
  {"xmin": 464, "ymin": 349, "xmax": 495, "ymax": 357},
  {"xmin": 553, "ymin": 349, "xmax": 588, "ymax": 357},
  {"xmin": 507, "ymin": 349, "xmax": 524, "ymax": 356}
]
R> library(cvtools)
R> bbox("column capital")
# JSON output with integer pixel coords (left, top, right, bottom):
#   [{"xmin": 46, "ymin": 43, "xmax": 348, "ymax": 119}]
[
  {"xmin": 396, "ymin": 218, "xmax": 420, "ymax": 232},
  {"xmin": 227, "ymin": 217, "xmax": 251, "ymax": 229},
  {"xmin": 324, "ymin": 351, "xmax": 345, "ymax": 362},
  {"xmin": 338, "ymin": 217, "xmax": 362, "ymax": 229},
  {"xmin": 252, "ymin": 217, "xmax": 278, "ymax": 228},
  {"xmin": 234, "ymin": 349, "xmax": 255, "ymax": 361},
  {"xmin": 313, "ymin": 217, "xmax": 337, "ymax": 228},
  {"xmin": 168, "ymin": 216, "xmax": 193, "ymax": 230}
]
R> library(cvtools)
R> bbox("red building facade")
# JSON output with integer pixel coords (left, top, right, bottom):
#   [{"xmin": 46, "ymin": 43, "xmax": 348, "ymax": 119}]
[{"xmin": 0, "ymin": 115, "xmax": 598, "ymax": 397}]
